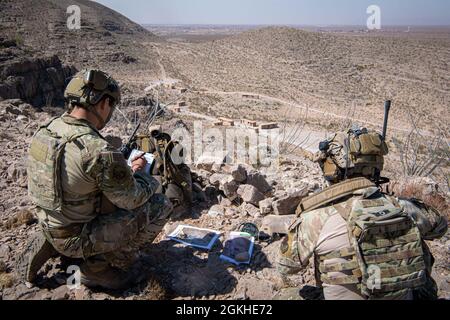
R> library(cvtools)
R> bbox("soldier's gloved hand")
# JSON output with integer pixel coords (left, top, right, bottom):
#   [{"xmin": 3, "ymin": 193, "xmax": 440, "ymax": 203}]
[{"xmin": 131, "ymin": 152, "xmax": 147, "ymax": 173}]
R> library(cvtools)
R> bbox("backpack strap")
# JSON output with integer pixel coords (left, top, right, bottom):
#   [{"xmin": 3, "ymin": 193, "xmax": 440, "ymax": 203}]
[
  {"xmin": 296, "ymin": 177, "xmax": 375, "ymax": 216},
  {"xmin": 53, "ymin": 131, "xmax": 97, "ymax": 209}
]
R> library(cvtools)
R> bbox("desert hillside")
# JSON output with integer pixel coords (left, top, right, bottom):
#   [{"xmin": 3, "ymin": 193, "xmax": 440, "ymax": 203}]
[
  {"xmin": 0, "ymin": 0, "xmax": 161, "ymax": 76},
  {"xmin": 0, "ymin": 2, "xmax": 448, "ymax": 302},
  {"xmin": 161, "ymin": 27, "xmax": 450, "ymax": 133}
]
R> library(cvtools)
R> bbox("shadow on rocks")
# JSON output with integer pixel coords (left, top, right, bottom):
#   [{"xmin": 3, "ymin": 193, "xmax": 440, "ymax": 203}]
[{"xmin": 138, "ymin": 239, "xmax": 238, "ymax": 299}]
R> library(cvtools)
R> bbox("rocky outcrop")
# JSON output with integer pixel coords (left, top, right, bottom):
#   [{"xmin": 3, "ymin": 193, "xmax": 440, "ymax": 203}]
[{"xmin": 0, "ymin": 54, "xmax": 77, "ymax": 107}]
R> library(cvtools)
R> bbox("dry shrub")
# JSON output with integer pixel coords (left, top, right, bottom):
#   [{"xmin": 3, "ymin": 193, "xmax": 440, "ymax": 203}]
[
  {"xmin": 391, "ymin": 179, "xmax": 449, "ymax": 220},
  {"xmin": 392, "ymin": 112, "xmax": 449, "ymax": 178},
  {"xmin": 138, "ymin": 275, "xmax": 172, "ymax": 300},
  {"xmin": 5, "ymin": 209, "xmax": 37, "ymax": 229},
  {"xmin": 0, "ymin": 273, "xmax": 15, "ymax": 289}
]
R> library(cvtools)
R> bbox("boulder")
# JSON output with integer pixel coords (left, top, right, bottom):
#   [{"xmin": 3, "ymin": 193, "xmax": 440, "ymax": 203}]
[
  {"xmin": 259, "ymin": 198, "xmax": 274, "ymax": 215},
  {"xmin": 261, "ymin": 215, "xmax": 297, "ymax": 235},
  {"xmin": 51, "ymin": 285, "xmax": 70, "ymax": 300},
  {"xmin": 219, "ymin": 197, "xmax": 233, "ymax": 207},
  {"xmin": 0, "ymin": 55, "xmax": 77, "ymax": 107},
  {"xmin": 273, "ymin": 189, "xmax": 308, "ymax": 215},
  {"xmin": 208, "ymin": 205, "xmax": 225, "ymax": 217},
  {"xmin": 237, "ymin": 184, "xmax": 265, "ymax": 207},
  {"xmin": 231, "ymin": 164, "xmax": 247, "ymax": 183},
  {"xmin": 220, "ymin": 177, "xmax": 239, "ymax": 200},
  {"xmin": 240, "ymin": 203, "xmax": 260, "ymax": 218},
  {"xmin": 246, "ymin": 171, "xmax": 271, "ymax": 194},
  {"xmin": 195, "ymin": 154, "xmax": 227, "ymax": 172},
  {"xmin": 209, "ymin": 173, "xmax": 228, "ymax": 187}
]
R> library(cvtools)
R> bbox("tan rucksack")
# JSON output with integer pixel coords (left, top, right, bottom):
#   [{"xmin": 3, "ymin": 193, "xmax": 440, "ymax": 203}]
[{"xmin": 318, "ymin": 128, "xmax": 388, "ymax": 182}]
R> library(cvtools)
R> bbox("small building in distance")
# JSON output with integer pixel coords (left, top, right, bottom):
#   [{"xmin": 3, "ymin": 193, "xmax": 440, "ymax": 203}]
[
  {"xmin": 242, "ymin": 119, "xmax": 258, "ymax": 127},
  {"xmin": 218, "ymin": 117, "xmax": 235, "ymax": 127},
  {"xmin": 259, "ymin": 122, "xmax": 279, "ymax": 130}
]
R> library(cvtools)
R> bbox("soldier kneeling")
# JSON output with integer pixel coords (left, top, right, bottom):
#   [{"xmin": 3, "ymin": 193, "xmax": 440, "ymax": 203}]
[
  {"xmin": 18, "ymin": 69, "xmax": 173, "ymax": 290},
  {"xmin": 277, "ymin": 127, "xmax": 448, "ymax": 300}
]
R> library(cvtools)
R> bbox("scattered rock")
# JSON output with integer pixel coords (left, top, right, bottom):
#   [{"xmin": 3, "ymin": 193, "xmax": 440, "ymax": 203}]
[
  {"xmin": 261, "ymin": 215, "xmax": 297, "ymax": 235},
  {"xmin": 240, "ymin": 203, "xmax": 260, "ymax": 218},
  {"xmin": 196, "ymin": 154, "xmax": 227, "ymax": 172},
  {"xmin": 273, "ymin": 189, "xmax": 308, "ymax": 215},
  {"xmin": 74, "ymin": 285, "xmax": 91, "ymax": 300},
  {"xmin": 0, "ymin": 244, "xmax": 11, "ymax": 260},
  {"xmin": 209, "ymin": 173, "xmax": 228, "ymax": 187},
  {"xmin": 231, "ymin": 164, "xmax": 247, "ymax": 183},
  {"xmin": 219, "ymin": 197, "xmax": 233, "ymax": 207},
  {"xmin": 208, "ymin": 205, "xmax": 225, "ymax": 217},
  {"xmin": 51, "ymin": 285, "xmax": 70, "ymax": 300},
  {"xmin": 272, "ymin": 287, "xmax": 303, "ymax": 300},
  {"xmin": 220, "ymin": 178, "xmax": 239, "ymax": 201},
  {"xmin": 246, "ymin": 171, "xmax": 272, "ymax": 194},
  {"xmin": 0, "ymin": 55, "xmax": 76, "ymax": 107},
  {"xmin": 259, "ymin": 198, "xmax": 274, "ymax": 215},
  {"xmin": 237, "ymin": 184, "xmax": 265, "ymax": 207}
]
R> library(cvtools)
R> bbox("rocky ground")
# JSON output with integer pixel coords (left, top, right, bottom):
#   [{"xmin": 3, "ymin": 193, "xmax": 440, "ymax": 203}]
[
  {"xmin": 0, "ymin": 0, "xmax": 448, "ymax": 301},
  {"xmin": 0, "ymin": 100, "xmax": 448, "ymax": 300},
  {"xmin": 159, "ymin": 26, "xmax": 450, "ymax": 135}
]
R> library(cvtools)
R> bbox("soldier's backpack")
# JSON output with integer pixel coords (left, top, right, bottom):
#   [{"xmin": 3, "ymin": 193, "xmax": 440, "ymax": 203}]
[
  {"xmin": 28, "ymin": 118, "xmax": 92, "ymax": 212},
  {"xmin": 133, "ymin": 132, "xmax": 193, "ymax": 206},
  {"xmin": 319, "ymin": 128, "xmax": 388, "ymax": 182},
  {"xmin": 296, "ymin": 178, "xmax": 431, "ymax": 299}
]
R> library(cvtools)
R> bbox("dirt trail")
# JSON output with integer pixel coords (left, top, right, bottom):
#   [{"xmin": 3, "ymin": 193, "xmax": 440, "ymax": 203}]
[
  {"xmin": 197, "ymin": 89, "xmax": 413, "ymax": 133},
  {"xmin": 153, "ymin": 44, "xmax": 167, "ymax": 80}
]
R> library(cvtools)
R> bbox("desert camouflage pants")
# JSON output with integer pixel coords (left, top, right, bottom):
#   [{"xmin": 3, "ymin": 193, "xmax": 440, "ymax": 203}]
[{"xmin": 43, "ymin": 194, "xmax": 173, "ymax": 271}]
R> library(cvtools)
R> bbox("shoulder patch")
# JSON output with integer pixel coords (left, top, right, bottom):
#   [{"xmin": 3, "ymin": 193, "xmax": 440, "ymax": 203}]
[
  {"xmin": 101, "ymin": 151, "xmax": 125, "ymax": 165},
  {"xmin": 109, "ymin": 163, "xmax": 129, "ymax": 184}
]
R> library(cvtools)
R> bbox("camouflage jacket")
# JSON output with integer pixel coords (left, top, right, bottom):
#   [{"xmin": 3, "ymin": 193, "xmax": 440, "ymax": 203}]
[
  {"xmin": 30, "ymin": 114, "xmax": 160, "ymax": 228},
  {"xmin": 277, "ymin": 187, "xmax": 448, "ymax": 275}
]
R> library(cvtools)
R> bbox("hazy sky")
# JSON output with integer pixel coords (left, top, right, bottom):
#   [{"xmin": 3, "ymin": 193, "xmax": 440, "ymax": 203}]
[{"xmin": 94, "ymin": 0, "xmax": 450, "ymax": 26}]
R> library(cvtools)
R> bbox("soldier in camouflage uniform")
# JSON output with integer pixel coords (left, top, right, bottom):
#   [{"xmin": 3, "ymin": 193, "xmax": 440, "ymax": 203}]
[
  {"xmin": 18, "ymin": 69, "xmax": 173, "ymax": 290},
  {"xmin": 277, "ymin": 128, "xmax": 448, "ymax": 300}
]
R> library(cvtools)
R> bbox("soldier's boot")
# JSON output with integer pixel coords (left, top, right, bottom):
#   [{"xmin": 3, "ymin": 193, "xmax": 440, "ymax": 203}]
[
  {"xmin": 16, "ymin": 232, "xmax": 58, "ymax": 283},
  {"xmin": 79, "ymin": 259, "xmax": 135, "ymax": 291}
]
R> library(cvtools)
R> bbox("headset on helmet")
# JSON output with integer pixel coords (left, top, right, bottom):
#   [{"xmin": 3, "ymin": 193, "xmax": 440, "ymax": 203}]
[{"xmin": 64, "ymin": 69, "xmax": 121, "ymax": 129}]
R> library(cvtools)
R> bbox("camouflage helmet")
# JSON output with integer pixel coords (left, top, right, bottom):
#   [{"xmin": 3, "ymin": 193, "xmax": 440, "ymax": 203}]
[
  {"xmin": 315, "ymin": 127, "xmax": 389, "ymax": 183},
  {"xmin": 64, "ymin": 69, "xmax": 121, "ymax": 109}
]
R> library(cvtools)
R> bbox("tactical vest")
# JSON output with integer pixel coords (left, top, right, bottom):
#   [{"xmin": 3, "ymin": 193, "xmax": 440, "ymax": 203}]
[
  {"xmin": 297, "ymin": 178, "xmax": 429, "ymax": 299},
  {"xmin": 28, "ymin": 117, "xmax": 94, "ymax": 212}
]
